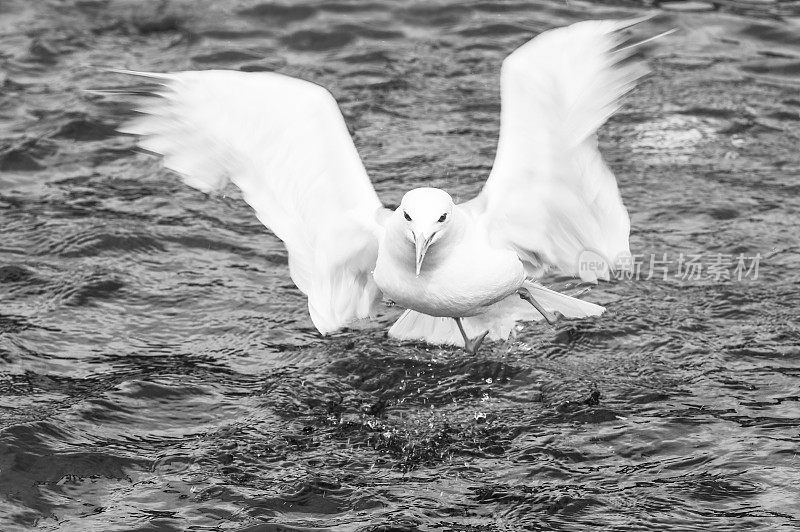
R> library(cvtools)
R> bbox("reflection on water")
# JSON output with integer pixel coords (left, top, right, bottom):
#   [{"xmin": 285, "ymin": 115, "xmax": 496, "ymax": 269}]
[{"xmin": 1, "ymin": 0, "xmax": 799, "ymax": 530}]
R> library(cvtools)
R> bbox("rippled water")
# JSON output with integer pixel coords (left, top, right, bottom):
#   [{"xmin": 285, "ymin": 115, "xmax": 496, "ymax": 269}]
[{"xmin": 1, "ymin": 0, "xmax": 799, "ymax": 530}]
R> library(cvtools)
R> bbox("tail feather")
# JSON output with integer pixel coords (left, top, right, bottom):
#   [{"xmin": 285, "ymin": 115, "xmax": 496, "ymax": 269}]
[
  {"xmin": 388, "ymin": 310, "xmax": 466, "ymax": 347},
  {"xmin": 388, "ymin": 281, "xmax": 605, "ymax": 347}
]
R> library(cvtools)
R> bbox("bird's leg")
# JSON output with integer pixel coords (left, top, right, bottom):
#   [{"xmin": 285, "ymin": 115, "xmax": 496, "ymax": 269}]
[
  {"xmin": 454, "ymin": 317, "xmax": 489, "ymax": 356},
  {"xmin": 517, "ymin": 287, "xmax": 558, "ymax": 325}
]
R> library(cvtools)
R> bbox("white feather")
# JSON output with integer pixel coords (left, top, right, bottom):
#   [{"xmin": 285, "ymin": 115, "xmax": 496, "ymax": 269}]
[
  {"xmin": 117, "ymin": 69, "xmax": 385, "ymax": 333},
  {"xmin": 473, "ymin": 19, "xmax": 647, "ymax": 282},
  {"xmin": 109, "ymin": 17, "xmax": 653, "ymax": 346},
  {"xmin": 388, "ymin": 281, "xmax": 604, "ymax": 347}
]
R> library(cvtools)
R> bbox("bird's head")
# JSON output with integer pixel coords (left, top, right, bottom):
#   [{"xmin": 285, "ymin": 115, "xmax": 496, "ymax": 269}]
[{"xmin": 397, "ymin": 187, "xmax": 455, "ymax": 276}]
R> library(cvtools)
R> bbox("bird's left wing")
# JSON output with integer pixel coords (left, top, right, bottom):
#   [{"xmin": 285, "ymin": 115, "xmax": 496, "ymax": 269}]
[
  {"xmin": 115, "ymin": 69, "xmax": 385, "ymax": 333},
  {"xmin": 467, "ymin": 19, "xmax": 654, "ymax": 282}
]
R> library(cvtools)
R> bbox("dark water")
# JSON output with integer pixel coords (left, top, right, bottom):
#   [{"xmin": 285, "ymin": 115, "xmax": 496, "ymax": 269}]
[{"xmin": 1, "ymin": 0, "xmax": 800, "ymax": 530}]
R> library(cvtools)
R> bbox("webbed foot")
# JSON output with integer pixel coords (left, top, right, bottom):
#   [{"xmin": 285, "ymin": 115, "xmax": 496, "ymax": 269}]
[
  {"xmin": 464, "ymin": 329, "xmax": 489, "ymax": 355},
  {"xmin": 517, "ymin": 287, "xmax": 559, "ymax": 325},
  {"xmin": 454, "ymin": 317, "xmax": 489, "ymax": 355}
]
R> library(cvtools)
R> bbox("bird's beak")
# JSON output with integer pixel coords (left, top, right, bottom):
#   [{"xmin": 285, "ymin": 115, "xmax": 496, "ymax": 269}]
[{"xmin": 414, "ymin": 231, "xmax": 434, "ymax": 277}]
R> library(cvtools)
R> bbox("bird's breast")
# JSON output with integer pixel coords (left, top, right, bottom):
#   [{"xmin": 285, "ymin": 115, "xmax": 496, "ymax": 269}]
[{"xmin": 373, "ymin": 234, "xmax": 525, "ymax": 317}]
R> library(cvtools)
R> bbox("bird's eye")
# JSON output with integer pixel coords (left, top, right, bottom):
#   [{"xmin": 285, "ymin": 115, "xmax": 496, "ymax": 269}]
[
  {"xmin": 404, "ymin": 211, "xmax": 412, "ymax": 221},
  {"xmin": 438, "ymin": 213, "xmax": 447, "ymax": 223}
]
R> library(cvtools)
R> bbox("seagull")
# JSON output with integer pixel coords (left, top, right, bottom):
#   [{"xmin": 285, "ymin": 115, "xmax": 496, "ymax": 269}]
[{"xmin": 110, "ymin": 18, "xmax": 652, "ymax": 355}]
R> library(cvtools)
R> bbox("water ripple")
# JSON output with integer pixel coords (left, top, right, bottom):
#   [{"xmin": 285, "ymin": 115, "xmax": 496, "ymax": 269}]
[{"xmin": 0, "ymin": 0, "xmax": 798, "ymax": 530}]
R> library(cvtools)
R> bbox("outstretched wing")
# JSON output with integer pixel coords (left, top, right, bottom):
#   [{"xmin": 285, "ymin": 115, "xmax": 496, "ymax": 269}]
[
  {"xmin": 115, "ymin": 69, "xmax": 384, "ymax": 333},
  {"xmin": 471, "ymin": 18, "xmax": 651, "ymax": 282}
]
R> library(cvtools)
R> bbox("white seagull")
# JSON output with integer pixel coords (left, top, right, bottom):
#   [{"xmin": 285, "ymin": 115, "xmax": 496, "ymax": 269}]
[{"xmin": 112, "ymin": 18, "xmax": 651, "ymax": 354}]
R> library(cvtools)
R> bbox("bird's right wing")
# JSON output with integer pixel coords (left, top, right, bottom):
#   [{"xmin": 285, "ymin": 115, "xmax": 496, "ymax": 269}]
[
  {"xmin": 470, "ymin": 19, "xmax": 653, "ymax": 282},
  {"xmin": 115, "ymin": 69, "xmax": 384, "ymax": 333}
]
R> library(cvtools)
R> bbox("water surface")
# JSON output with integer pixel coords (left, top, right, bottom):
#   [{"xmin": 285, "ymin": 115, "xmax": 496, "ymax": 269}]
[{"xmin": 1, "ymin": 0, "xmax": 799, "ymax": 530}]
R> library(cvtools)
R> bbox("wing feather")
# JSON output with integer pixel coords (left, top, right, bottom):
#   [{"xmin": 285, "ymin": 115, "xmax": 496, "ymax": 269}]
[
  {"xmin": 115, "ymin": 69, "xmax": 384, "ymax": 333},
  {"xmin": 473, "ymin": 19, "xmax": 653, "ymax": 282}
]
